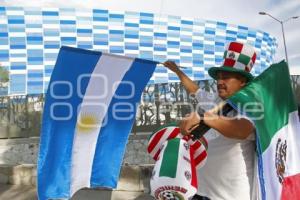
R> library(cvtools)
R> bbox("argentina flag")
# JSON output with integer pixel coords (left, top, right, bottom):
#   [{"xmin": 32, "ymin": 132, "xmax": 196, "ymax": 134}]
[{"xmin": 37, "ymin": 46, "xmax": 157, "ymax": 199}]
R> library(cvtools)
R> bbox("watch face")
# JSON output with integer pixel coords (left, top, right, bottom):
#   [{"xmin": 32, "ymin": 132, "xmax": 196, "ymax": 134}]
[{"xmin": 197, "ymin": 106, "xmax": 206, "ymax": 116}]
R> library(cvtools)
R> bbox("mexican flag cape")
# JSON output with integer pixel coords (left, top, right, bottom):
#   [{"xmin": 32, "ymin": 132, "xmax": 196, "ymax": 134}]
[{"xmin": 228, "ymin": 61, "xmax": 300, "ymax": 200}]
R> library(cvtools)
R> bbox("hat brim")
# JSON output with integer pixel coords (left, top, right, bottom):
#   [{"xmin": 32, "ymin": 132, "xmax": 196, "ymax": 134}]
[{"xmin": 208, "ymin": 66, "xmax": 254, "ymax": 82}]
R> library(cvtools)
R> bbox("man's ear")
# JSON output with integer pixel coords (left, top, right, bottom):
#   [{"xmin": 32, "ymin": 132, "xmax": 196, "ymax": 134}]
[
  {"xmin": 236, "ymin": 74, "xmax": 247, "ymax": 87},
  {"xmin": 239, "ymin": 77, "xmax": 247, "ymax": 87}
]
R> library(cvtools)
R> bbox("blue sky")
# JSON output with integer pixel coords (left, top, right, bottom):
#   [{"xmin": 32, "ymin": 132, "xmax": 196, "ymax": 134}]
[{"xmin": 1, "ymin": 0, "xmax": 300, "ymax": 74}]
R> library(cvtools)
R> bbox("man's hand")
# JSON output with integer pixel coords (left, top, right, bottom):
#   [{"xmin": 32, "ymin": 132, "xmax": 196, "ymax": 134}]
[
  {"xmin": 163, "ymin": 60, "xmax": 181, "ymax": 74},
  {"xmin": 179, "ymin": 112, "xmax": 201, "ymax": 135}
]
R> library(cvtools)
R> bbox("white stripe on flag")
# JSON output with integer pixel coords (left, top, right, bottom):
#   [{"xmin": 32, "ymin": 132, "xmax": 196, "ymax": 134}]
[
  {"xmin": 70, "ymin": 54, "xmax": 134, "ymax": 195},
  {"xmin": 194, "ymin": 144, "xmax": 205, "ymax": 158}
]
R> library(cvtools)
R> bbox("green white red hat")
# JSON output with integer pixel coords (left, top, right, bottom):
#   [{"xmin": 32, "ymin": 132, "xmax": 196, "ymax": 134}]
[
  {"xmin": 208, "ymin": 41, "xmax": 257, "ymax": 82},
  {"xmin": 147, "ymin": 123, "xmax": 208, "ymax": 169}
]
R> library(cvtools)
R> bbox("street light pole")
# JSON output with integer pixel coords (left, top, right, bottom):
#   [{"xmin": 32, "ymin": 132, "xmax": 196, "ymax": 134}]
[
  {"xmin": 280, "ymin": 21, "xmax": 289, "ymax": 64},
  {"xmin": 259, "ymin": 12, "xmax": 299, "ymax": 65}
]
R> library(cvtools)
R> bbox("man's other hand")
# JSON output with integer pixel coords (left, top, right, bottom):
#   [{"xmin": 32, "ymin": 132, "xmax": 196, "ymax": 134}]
[{"xmin": 163, "ymin": 60, "xmax": 181, "ymax": 74}]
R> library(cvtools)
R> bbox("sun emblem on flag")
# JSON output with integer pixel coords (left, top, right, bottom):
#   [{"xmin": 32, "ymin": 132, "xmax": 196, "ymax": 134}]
[
  {"xmin": 76, "ymin": 112, "xmax": 100, "ymax": 133},
  {"xmin": 275, "ymin": 138, "xmax": 287, "ymax": 184}
]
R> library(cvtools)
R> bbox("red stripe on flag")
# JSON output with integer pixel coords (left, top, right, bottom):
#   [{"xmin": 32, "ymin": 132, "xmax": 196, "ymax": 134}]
[
  {"xmin": 167, "ymin": 127, "xmax": 180, "ymax": 140},
  {"xmin": 191, "ymin": 141, "xmax": 202, "ymax": 157},
  {"xmin": 153, "ymin": 148, "xmax": 161, "ymax": 161},
  {"xmin": 281, "ymin": 173, "xmax": 300, "ymax": 200},
  {"xmin": 147, "ymin": 128, "xmax": 167, "ymax": 153},
  {"xmin": 228, "ymin": 42, "xmax": 243, "ymax": 53},
  {"xmin": 189, "ymin": 144, "xmax": 198, "ymax": 189},
  {"xmin": 194, "ymin": 151, "xmax": 207, "ymax": 166},
  {"xmin": 223, "ymin": 58, "xmax": 236, "ymax": 67},
  {"xmin": 191, "ymin": 140, "xmax": 201, "ymax": 150}
]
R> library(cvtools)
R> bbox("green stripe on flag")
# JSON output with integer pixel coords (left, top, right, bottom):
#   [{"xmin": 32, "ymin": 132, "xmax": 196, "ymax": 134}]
[
  {"xmin": 159, "ymin": 138, "xmax": 180, "ymax": 178},
  {"xmin": 229, "ymin": 61, "xmax": 297, "ymax": 152}
]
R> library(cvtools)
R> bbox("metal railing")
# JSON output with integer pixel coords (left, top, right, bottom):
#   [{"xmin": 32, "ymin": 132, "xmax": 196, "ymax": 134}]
[
  {"xmin": 132, "ymin": 80, "xmax": 217, "ymax": 132},
  {"xmin": 0, "ymin": 94, "xmax": 44, "ymax": 138},
  {"xmin": 0, "ymin": 80, "xmax": 216, "ymax": 138},
  {"xmin": 0, "ymin": 76, "xmax": 299, "ymax": 139}
]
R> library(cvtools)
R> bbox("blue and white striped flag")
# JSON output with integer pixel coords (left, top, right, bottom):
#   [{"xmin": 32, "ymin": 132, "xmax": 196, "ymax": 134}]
[{"xmin": 37, "ymin": 46, "xmax": 157, "ymax": 199}]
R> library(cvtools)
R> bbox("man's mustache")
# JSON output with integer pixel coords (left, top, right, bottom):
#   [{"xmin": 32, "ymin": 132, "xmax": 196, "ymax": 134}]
[{"xmin": 217, "ymin": 85, "xmax": 227, "ymax": 90}]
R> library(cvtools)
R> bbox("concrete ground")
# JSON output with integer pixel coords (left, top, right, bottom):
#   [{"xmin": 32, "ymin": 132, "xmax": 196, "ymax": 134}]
[
  {"xmin": 0, "ymin": 164, "xmax": 155, "ymax": 200},
  {"xmin": 0, "ymin": 184, "xmax": 155, "ymax": 200}
]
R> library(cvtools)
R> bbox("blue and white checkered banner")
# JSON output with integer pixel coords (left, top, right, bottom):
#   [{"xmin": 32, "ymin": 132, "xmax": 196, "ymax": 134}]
[{"xmin": 0, "ymin": 6, "xmax": 277, "ymax": 95}]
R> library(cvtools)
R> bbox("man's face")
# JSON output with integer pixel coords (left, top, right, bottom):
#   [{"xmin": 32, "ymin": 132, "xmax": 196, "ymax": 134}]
[{"xmin": 216, "ymin": 71, "xmax": 247, "ymax": 99}]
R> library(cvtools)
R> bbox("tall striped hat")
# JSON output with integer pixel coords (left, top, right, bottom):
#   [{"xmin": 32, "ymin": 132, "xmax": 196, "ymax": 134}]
[
  {"xmin": 208, "ymin": 41, "xmax": 256, "ymax": 82},
  {"xmin": 147, "ymin": 124, "xmax": 208, "ymax": 169}
]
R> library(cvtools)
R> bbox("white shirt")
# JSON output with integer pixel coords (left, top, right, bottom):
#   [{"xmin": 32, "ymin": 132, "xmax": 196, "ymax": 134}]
[{"xmin": 195, "ymin": 89, "xmax": 256, "ymax": 200}]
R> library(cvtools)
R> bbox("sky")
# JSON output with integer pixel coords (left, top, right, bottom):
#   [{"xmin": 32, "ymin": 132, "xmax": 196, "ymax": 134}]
[{"xmin": 1, "ymin": 0, "xmax": 300, "ymax": 74}]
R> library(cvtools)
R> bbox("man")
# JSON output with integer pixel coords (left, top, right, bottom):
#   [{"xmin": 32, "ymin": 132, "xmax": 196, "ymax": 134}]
[{"xmin": 163, "ymin": 42, "xmax": 257, "ymax": 200}]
